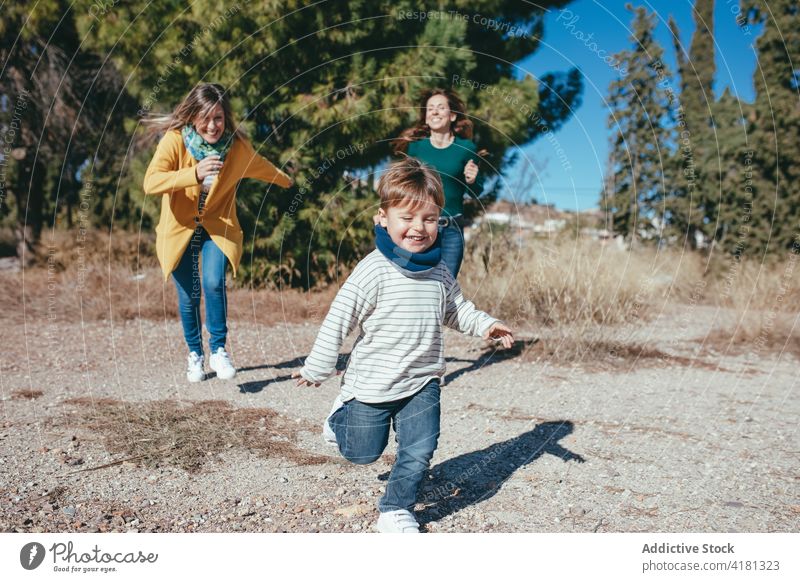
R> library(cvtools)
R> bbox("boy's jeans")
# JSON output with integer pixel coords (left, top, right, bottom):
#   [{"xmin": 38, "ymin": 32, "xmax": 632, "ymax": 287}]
[
  {"xmin": 328, "ymin": 379, "xmax": 441, "ymax": 512},
  {"xmin": 171, "ymin": 227, "xmax": 228, "ymax": 355}
]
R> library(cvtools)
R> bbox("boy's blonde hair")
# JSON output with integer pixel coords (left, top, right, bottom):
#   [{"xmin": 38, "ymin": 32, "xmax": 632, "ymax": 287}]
[{"xmin": 378, "ymin": 158, "xmax": 445, "ymax": 211}]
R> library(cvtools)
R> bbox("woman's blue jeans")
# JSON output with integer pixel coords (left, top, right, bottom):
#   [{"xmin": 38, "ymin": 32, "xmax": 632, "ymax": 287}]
[
  {"xmin": 328, "ymin": 380, "xmax": 441, "ymax": 512},
  {"xmin": 439, "ymin": 222, "xmax": 465, "ymax": 278},
  {"xmin": 172, "ymin": 227, "xmax": 228, "ymax": 356}
]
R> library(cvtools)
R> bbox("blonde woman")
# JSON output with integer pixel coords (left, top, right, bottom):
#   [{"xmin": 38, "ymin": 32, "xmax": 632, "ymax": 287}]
[{"xmin": 144, "ymin": 83, "xmax": 292, "ymax": 382}]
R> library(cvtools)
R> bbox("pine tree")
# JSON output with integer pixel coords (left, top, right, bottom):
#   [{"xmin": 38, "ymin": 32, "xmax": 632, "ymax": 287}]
[
  {"xmin": 71, "ymin": 0, "xmax": 583, "ymax": 287},
  {"xmin": 602, "ymin": 5, "xmax": 675, "ymax": 242},
  {"xmin": 0, "ymin": 0, "xmax": 135, "ymax": 262}
]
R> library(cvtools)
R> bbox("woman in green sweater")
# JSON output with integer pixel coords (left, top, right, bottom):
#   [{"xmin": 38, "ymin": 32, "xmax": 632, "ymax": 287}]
[{"xmin": 393, "ymin": 88, "xmax": 484, "ymax": 278}]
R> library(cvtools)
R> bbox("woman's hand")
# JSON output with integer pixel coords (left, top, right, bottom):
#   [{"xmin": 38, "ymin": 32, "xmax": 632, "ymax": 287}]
[
  {"xmin": 195, "ymin": 154, "xmax": 223, "ymax": 182},
  {"xmin": 292, "ymin": 370, "xmax": 321, "ymax": 387},
  {"xmin": 484, "ymin": 322, "xmax": 515, "ymax": 349},
  {"xmin": 464, "ymin": 159, "xmax": 479, "ymax": 184}
]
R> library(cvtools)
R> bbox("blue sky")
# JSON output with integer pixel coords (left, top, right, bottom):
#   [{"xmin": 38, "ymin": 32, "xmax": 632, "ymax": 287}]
[{"xmin": 505, "ymin": 0, "xmax": 762, "ymax": 211}]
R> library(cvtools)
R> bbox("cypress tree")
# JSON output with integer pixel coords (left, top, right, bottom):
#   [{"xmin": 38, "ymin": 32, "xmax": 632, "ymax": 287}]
[
  {"xmin": 602, "ymin": 5, "xmax": 675, "ymax": 242},
  {"xmin": 666, "ymin": 0, "xmax": 716, "ymax": 249},
  {"xmin": 740, "ymin": 0, "xmax": 800, "ymax": 255}
]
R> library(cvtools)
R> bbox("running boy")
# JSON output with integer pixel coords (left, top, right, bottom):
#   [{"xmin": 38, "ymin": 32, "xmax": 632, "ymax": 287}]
[{"xmin": 292, "ymin": 159, "xmax": 514, "ymax": 533}]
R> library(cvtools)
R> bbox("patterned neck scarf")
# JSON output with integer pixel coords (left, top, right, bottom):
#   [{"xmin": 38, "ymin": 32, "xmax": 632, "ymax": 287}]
[{"xmin": 181, "ymin": 125, "xmax": 233, "ymax": 162}]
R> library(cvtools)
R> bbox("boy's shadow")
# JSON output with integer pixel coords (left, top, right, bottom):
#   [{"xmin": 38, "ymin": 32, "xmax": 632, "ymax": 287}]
[
  {"xmin": 380, "ymin": 421, "xmax": 584, "ymax": 526},
  {"xmin": 236, "ymin": 339, "xmax": 535, "ymax": 392},
  {"xmin": 236, "ymin": 354, "xmax": 351, "ymax": 394},
  {"xmin": 445, "ymin": 339, "xmax": 537, "ymax": 384}
]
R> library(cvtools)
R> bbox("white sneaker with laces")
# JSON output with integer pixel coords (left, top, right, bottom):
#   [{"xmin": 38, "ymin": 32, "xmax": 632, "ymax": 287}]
[
  {"xmin": 186, "ymin": 352, "xmax": 205, "ymax": 383},
  {"xmin": 209, "ymin": 347, "xmax": 236, "ymax": 380},
  {"xmin": 323, "ymin": 394, "xmax": 344, "ymax": 446},
  {"xmin": 376, "ymin": 509, "xmax": 420, "ymax": 533}
]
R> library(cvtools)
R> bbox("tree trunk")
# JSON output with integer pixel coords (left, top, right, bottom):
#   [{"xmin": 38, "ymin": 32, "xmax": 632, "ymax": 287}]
[{"xmin": 12, "ymin": 149, "xmax": 45, "ymax": 265}]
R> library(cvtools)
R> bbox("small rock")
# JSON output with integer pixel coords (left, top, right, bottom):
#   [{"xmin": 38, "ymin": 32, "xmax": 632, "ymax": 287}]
[
  {"xmin": 333, "ymin": 503, "xmax": 371, "ymax": 518},
  {"xmin": 63, "ymin": 506, "xmax": 76, "ymax": 518}
]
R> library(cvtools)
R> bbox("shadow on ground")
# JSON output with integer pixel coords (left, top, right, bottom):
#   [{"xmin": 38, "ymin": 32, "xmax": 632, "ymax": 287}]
[
  {"xmin": 243, "ymin": 339, "xmax": 534, "ymax": 393},
  {"xmin": 382, "ymin": 421, "xmax": 585, "ymax": 526}
]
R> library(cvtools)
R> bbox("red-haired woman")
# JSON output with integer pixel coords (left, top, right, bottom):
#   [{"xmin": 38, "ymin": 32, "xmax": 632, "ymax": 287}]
[{"xmin": 393, "ymin": 89, "xmax": 484, "ymax": 278}]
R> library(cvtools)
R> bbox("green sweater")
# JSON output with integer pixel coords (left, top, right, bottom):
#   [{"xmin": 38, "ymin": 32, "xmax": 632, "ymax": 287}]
[{"xmin": 407, "ymin": 136, "xmax": 484, "ymax": 218}]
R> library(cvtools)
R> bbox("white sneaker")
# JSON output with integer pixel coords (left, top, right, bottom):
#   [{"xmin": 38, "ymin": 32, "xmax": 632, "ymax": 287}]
[
  {"xmin": 209, "ymin": 347, "xmax": 236, "ymax": 380},
  {"xmin": 186, "ymin": 352, "xmax": 205, "ymax": 383},
  {"xmin": 323, "ymin": 394, "xmax": 344, "ymax": 446},
  {"xmin": 376, "ymin": 509, "xmax": 420, "ymax": 533}
]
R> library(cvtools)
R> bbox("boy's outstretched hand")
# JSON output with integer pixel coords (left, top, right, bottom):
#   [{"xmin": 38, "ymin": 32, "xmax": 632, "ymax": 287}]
[
  {"xmin": 484, "ymin": 322, "xmax": 515, "ymax": 349},
  {"xmin": 292, "ymin": 371, "xmax": 320, "ymax": 387}
]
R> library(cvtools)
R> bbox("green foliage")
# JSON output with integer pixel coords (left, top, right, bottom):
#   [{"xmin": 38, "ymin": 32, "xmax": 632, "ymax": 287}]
[
  {"xmin": 603, "ymin": 0, "xmax": 799, "ymax": 259},
  {"xmin": 2, "ymin": 1, "xmax": 582, "ymax": 282},
  {"xmin": 739, "ymin": 0, "xmax": 800, "ymax": 254},
  {"xmin": 665, "ymin": 0, "xmax": 716, "ymax": 248},
  {"xmin": 64, "ymin": 0, "xmax": 581, "ymax": 287}
]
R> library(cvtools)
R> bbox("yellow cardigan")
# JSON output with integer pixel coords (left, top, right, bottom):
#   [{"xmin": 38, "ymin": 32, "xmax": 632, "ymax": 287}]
[{"xmin": 144, "ymin": 129, "xmax": 291, "ymax": 281}]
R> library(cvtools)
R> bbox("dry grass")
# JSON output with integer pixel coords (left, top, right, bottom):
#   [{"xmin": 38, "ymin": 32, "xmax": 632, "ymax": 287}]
[
  {"xmin": 56, "ymin": 398, "xmax": 330, "ymax": 473},
  {"xmin": 700, "ymin": 255, "xmax": 800, "ymax": 357},
  {"xmin": 459, "ymin": 231, "xmax": 706, "ymax": 328},
  {"xmin": 483, "ymin": 323, "xmax": 720, "ymax": 371},
  {"xmin": 7, "ymin": 228, "xmax": 800, "ymax": 366},
  {"xmin": 10, "ymin": 390, "xmax": 44, "ymax": 400},
  {"xmin": 1, "ymin": 230, "xmax": 338, "ymax": 325}
]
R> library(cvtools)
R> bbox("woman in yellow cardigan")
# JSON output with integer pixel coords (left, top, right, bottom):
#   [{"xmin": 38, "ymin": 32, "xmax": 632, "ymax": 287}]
[{"xmin": 144, "ymin": 83, "xmax": 292, "ymax": 382}]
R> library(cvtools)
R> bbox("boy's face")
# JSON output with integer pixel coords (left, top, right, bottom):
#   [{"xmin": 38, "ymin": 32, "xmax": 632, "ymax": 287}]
[{"xmin": 379, "ymin": 199, "xmax": 440, "ymax": 253}]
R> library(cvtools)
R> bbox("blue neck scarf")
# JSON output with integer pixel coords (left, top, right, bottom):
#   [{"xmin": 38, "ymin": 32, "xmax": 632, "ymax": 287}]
[{"xmin": 374, "ymin": 224, "xmax": 441, "ymax": 273}]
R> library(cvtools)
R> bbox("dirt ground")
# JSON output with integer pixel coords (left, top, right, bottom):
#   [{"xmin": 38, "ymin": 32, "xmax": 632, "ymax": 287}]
[{"xmin": 1, "ymin": 304, "xmax": 797, "ymax": 533}]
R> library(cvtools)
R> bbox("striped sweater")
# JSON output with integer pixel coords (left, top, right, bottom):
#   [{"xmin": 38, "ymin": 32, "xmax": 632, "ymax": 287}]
[{"xmin": 299, "ymin": 249, "xmax": 499, "ymax": 403}]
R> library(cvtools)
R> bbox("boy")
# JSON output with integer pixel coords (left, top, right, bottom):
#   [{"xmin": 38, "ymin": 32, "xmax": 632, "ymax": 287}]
[{"xmin": 293, "ymin": 159, "xmax": 513, "ymax": 533}]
